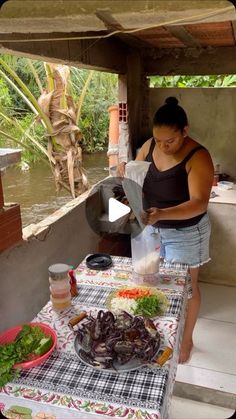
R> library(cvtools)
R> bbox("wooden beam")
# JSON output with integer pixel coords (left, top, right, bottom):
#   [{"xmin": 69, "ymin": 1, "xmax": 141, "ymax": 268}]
[
  {"xmin": 0, "ymin": 36, "xmax": 127, "ymax": 74},
  {"xmin": 143, "ymin": 46, "xmax": 236, "ymax": 75},
  {"xmin": 95, "ymin": 10, "xmax": 152, "ymax": 50},
  {"xmin": 165, "ymin": 25, "xmax": 202, "ymax": 48},
  {"xmin": 0, "ymin": 31, "xmax": 108, "ymax": 44},
  {"xmin": 95, "ymin": 10, "xmax": 124, "ymax": 31},
  {"xmin": 231, "ymin": 21, "xmax": 236, "ymax": 43}
]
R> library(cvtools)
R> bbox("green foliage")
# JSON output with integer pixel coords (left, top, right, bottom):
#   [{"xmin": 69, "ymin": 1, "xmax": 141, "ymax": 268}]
[
  {"xmin": 149, "ymin": 75, "xmax": 236, "ymax": 88},
  {"xmin": 0, "ymin": 54, "xmax": 45, "ymax": 114},
  {"xmin": 6, "ymin": 56, "xmax": 236, "ymax": 160},
  {"xmin": 0, "ymin": 54, "xmax": 118, "ymax": 159},
  {"xmin": 18, "ymin": 114, "xmax": 47, "ymax": 163},
  {"xmin": 71, "ymin": 68, "xmax": 118, "ymax": 152},
  {"xmin": 0, "ymin": 112, "xmax": 46, "ymax": 164},
  {"xmin": 0, "ymin": 78, "xmax": 12, "ymax": 109}
]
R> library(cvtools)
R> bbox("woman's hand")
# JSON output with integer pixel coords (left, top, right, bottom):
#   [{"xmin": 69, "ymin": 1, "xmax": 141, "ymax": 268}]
[
  {"xmin": 116, "ymin": 162, "xmax": 126, "ymax": 177},
  {"xmin": 141, "ymin": 208, "xmax": 161, "ymax": 225}
]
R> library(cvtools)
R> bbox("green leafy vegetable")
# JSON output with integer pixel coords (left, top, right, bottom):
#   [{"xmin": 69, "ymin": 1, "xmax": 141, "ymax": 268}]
[
  {"xmin": 134, "ymin": 295, "xmax": 163, "ymax": 317},
  {"xmin": 0, "ymin": 325, "xmax": 53, "ymax": 387}
]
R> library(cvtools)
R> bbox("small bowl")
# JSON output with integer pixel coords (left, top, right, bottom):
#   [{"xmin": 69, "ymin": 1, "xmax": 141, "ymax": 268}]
[
  {"xmin": 0, "ymin": 322, "xmax": 57, "ymax": 369},
  {"xmin": 217, "ymin": 181, "xmax": 234, "ymax": 190},
  {"xmin": 86, "ymin": 253, "xmax": 112, "ymax": 270}
]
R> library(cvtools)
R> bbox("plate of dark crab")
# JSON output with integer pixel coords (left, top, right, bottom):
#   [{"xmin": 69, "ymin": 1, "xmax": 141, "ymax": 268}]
[{"xmin": 74, "ymin": 310, "xmax": 162, "ymax": 373}]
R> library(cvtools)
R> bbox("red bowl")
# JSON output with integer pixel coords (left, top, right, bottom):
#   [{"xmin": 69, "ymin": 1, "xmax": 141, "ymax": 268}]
[{"xmin": 0, "ymin": 322, "xmax": 57, "ymax": 368}]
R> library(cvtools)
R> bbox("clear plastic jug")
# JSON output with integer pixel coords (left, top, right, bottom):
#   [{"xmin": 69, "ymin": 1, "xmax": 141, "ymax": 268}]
[{"xmin": 131, "ymin": 226, "xmax": 160, "ymax": 286}]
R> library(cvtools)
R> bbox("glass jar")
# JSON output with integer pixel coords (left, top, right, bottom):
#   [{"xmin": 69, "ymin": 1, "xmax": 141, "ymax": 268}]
[{"xmin": 48, "ymin": 263, "xmax": 71, "ymax": 310}]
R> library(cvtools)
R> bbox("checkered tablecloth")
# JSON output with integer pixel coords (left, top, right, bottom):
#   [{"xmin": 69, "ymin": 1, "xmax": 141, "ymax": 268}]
[
  {"xmin": 0, "ymin": 256, "xmax": 188, "ymax": 419},
  {"xmin": 14, "ymin": 351, "xmax": 168, "ymax": 412}
]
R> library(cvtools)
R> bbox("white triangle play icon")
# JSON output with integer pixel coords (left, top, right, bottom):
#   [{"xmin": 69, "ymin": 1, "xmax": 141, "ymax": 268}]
[{"xmin": 108, "ymin": 197, "xmax": 130, "ymax": 222}]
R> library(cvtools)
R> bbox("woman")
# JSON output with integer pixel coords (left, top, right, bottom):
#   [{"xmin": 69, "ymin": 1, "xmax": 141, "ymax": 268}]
[{"xmin": 118, "ymin": 97, "xmax": 214, "ymax": 363}]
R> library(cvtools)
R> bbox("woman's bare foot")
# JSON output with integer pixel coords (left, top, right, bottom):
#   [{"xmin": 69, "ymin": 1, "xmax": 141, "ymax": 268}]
[{"xmin": 179, "ymin": 340, "xmax": 193, "ymax": 364}]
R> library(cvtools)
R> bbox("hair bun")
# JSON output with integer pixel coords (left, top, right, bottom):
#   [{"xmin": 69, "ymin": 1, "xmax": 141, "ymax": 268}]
[{"xmin": 165, "ymin": 97, "xmax": 178, "ymax": 106}]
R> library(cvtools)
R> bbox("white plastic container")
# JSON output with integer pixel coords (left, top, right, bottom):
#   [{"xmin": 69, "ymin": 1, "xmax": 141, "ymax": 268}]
[
  {"xmin": 217, "ymin": 181, "xmax": 234, "ymax": 190},
  {"xmin": 131, "ymin": 226, "xmax": 160, "ymax": 286}
]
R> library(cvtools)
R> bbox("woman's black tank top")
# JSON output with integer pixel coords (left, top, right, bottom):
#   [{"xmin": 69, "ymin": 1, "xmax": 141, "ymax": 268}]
[{"xmin": 143, "ymin": 138, "xmax": 206, "ymax": 228}]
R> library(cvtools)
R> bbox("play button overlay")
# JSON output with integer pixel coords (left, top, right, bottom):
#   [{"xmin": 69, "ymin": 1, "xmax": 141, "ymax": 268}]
[
  {"xmin": 108, "ymin": 197, "xmax": 130, "ymax": 222},
  {"xmin": 85, "ymin": 176, "xmax": 146, "ymax": 237}
]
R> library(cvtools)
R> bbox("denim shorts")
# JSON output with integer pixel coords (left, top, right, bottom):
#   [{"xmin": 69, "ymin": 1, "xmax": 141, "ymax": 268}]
[{"xmin": 158, "ymin": 213, "xmax": 211, "ymax": 268}]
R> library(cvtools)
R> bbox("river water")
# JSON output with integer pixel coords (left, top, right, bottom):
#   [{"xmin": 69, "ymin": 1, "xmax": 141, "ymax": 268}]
[{"xmin": 2, "ymin": 152, "xmax": 108, "ymax": 227}]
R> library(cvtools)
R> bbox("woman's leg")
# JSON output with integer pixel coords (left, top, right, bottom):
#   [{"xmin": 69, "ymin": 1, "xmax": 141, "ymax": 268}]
[{"xmin": 179, "ymin": 266, "xmax": 200, "ymax": 363}]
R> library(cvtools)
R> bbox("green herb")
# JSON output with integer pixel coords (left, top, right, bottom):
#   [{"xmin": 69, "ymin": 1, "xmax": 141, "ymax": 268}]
[
  {"xmin": 0, "ymin": 325, "xmax": 52, "ymax": 387},
  {"xmin": 134, "ymin": 295, "xmax": 162, "ymax": 317}
]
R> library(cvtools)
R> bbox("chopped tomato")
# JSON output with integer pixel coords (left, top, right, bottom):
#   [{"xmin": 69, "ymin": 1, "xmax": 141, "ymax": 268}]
[{"xmin": 116, "ymin": 288, "xmax": 152, "ymax": 299}]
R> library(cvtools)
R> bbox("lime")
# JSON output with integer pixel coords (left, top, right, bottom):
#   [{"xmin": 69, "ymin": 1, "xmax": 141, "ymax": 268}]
[{"xmin": 34, "ymin": 336, "xmax": 53, "ymax": 356}]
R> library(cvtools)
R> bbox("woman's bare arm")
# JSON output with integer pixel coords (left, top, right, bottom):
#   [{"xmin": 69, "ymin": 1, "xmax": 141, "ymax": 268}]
[{"xmin": 136, "ymin": 138, "xmax": 152, "ymax": 161}]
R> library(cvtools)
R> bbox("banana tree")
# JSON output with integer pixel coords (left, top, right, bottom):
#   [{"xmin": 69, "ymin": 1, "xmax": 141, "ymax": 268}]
[{"xmin": 0, "ymin": 58, "xmax": 93, "ymax": 198}]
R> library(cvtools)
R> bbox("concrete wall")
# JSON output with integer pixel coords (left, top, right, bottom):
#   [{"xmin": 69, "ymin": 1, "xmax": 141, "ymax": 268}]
[
  {"xmin": 202, "ymin": 203, "xmax": 236, "ymax": 286},
  {"xmin": 149, "ymin": 88, "xmax": 236, "ymax": 180},
  {"xmin": 0, "ymin": 195, "xmax": 99, "ymax": 332}
]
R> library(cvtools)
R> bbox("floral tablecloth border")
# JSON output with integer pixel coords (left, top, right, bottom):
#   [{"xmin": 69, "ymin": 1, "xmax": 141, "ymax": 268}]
[{"xmin": 1, "ymin": 385, "xmax": 160, "ymax": 419}]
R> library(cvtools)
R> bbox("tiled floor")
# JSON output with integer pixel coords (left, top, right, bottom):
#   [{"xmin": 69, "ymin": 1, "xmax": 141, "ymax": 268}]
[
  {"xmin": 61, "ymin": 403, "xmax": 234, "ymax": 419},
  {"xmin": 174, "ymin": 282, "xmax": 236, "ymax": 409},
  {"xmin": 170, "ymin": 396, "xmax": 234, "ymax": 419}
]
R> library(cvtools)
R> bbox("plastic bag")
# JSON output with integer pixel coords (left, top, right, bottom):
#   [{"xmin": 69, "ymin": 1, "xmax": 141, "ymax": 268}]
[{"xmin": 122, "ymin": 160, "xmax": 151, "ymax": 229}]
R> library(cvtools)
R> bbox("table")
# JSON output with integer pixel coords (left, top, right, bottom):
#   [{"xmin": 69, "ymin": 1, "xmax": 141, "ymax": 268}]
[
  {"xmin": 210, "ymin": 185, "xmax": 236, "ymax": 204},
  {"xmin": 0, "ymin": 256, "xmax": 188, "ymax": 419}
]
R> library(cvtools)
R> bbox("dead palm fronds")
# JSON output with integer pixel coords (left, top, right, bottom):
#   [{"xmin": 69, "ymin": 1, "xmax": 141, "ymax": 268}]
[{"xmin": 0, "ymin": 58, "xmax": 93, "ymax": 197}]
